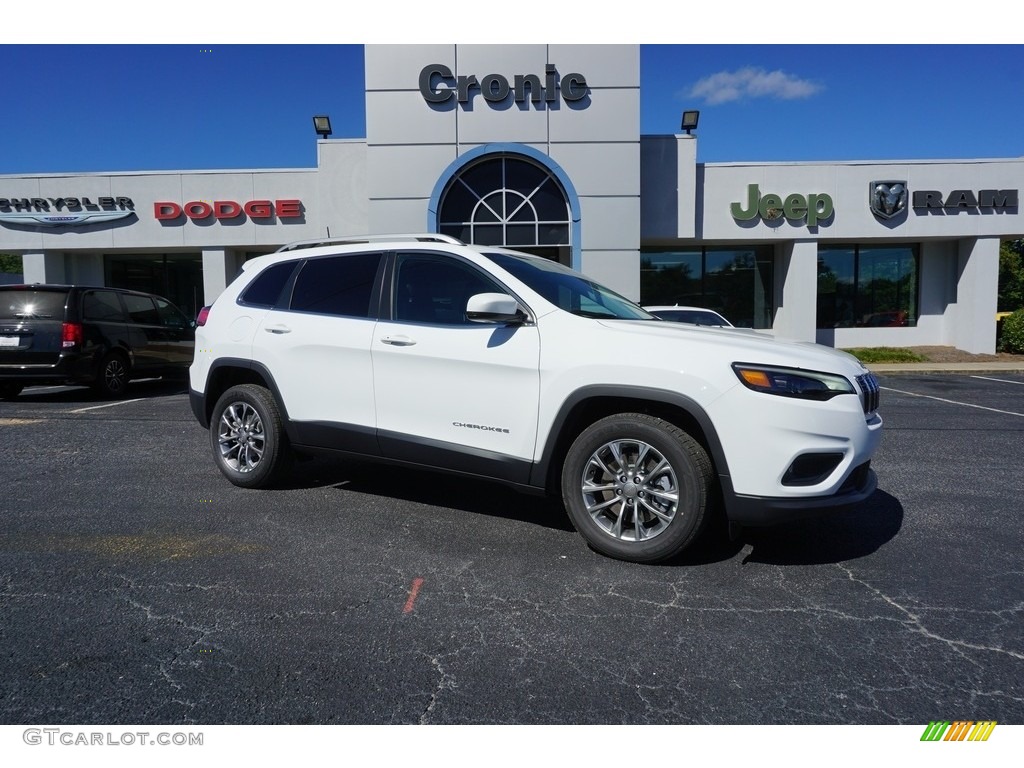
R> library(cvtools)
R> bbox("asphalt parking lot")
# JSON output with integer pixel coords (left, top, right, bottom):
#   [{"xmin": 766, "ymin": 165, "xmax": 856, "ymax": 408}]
[{"xmin": 0, "ymin": 374, "xmax": 1022, "ymax": 726}]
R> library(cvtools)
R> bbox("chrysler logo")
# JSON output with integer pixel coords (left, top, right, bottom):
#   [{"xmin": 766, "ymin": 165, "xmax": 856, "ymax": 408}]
[
  {"xmin": 0, "ymin": 210, "xmax": 135, "ymax": 228},
  {"xmin": 869, "ymin": 181, "xmax": 908, "ymax": 220}
]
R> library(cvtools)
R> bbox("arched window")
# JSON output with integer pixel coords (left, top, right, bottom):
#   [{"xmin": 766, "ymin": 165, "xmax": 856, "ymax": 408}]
[{"xmin": 438, "ymin": 155, "xmax": 571, "ymax": 264}]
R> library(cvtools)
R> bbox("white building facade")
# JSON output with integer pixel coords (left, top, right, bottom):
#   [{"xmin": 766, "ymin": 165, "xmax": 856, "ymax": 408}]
[{"xmin": 1, "ymin": 44, "xmax": 1020, "ymax": 353}]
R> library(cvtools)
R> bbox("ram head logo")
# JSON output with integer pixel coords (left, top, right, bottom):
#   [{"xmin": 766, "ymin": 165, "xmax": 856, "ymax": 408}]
[{"xmin": 869, "ymin": 181, "xmax": 908, "ymax": 220}]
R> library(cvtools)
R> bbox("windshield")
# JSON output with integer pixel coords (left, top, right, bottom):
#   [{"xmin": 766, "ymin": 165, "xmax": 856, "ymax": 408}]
[{"xmin": 482, "ymin": 252, "xmax": 654, "ymax": 320}]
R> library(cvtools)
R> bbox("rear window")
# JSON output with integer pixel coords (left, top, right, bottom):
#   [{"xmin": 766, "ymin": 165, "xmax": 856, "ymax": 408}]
[
  {"xmin": 122, "ymin": 294, "xmax": 159, "ymax": 324},
  {"xmin": 0, "ymin": 289, "xmax": 68, "ymax": 320},
  {"xmin": 290, "ymin": 253, "xmax": 382, "ymax": 318},
  {"xmin": 239, "ymin": 261, "xmax": 299, "ymax": 308},
  {"xmin": 83, "ymin": 291, "xmax": 127, "ymax": 322}
]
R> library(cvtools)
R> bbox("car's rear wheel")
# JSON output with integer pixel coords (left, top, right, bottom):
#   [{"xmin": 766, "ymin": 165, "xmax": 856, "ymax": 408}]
[
  {"xmin": 93, "ymin": 351, "xmax": 130, "ymax": 398},
  {"xmin": 0, "ymin": 382, "xmax": 23, "ymax": 400},
  {"xmin": 210, "ymin": 384, "xmax": 292, "ymax": 488},
  {"xmin": 561, "ymin": 413, "xmax": 713, "ymax": 564}
]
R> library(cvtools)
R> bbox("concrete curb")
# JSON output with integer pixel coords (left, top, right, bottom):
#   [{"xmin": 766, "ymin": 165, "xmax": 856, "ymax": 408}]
[{"xmin": 867, "ymin": 362, "xmax": 1024, "ymax": 374}]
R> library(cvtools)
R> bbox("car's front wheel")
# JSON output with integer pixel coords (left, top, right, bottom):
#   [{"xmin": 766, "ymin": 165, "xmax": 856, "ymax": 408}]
[
  {"xmin": 210, "ymin": 384, "xmax": 292, "ymax": 488},
  {"xmin": 561, "ymin": 413, "xmax": 713, "ymax": 564}
]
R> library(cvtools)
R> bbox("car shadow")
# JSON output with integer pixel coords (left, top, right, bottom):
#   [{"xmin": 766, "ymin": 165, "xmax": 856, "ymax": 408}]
[
  {"xmin": 277, "ymin": 455, "xmax": 576, "ymax": 533},
  {"xmin": 641, "ymin": 489, "xmax": 904, "ymax": 567},
  {"xmin": 12, "ymin": 378, "xmax": 188, "ymax": 404},
  {"xmin": 275, "ymin": 457, "xmax": 905, "ymax": 562},
  {"xmin": 735, "ymin": 489, "xmax": 904, "ymax": 566}
]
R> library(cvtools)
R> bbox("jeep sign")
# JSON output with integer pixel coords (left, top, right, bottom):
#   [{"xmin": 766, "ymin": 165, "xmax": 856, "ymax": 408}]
[{"xmin": 730, "ymin": 184, "xmax": 834, "ymax": 227}]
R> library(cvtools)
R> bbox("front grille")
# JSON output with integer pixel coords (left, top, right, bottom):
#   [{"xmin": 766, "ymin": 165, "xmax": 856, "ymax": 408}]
[{"xmin": 856, "ymin": 372, "xmax": 880, "ymax": 415}]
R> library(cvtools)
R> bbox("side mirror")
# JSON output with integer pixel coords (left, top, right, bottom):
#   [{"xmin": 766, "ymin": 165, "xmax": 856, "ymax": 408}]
[{"xmin": 465, "ymin": 293, "xmax": 527, "ymax": 324}]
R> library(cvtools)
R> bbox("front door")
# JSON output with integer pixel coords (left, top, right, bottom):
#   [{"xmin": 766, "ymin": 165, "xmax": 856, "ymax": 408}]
[{"xmin": 372, "ymin": 251, "xmax": 541, "ymax": 484}]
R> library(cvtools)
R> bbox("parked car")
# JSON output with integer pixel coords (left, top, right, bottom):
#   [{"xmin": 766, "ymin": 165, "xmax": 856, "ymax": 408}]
[
  {"xmin": 858, "ymin": 310, "xmax": 909, "ymax": 327},
  {"xmin": 0, "ymin": 284, "xmax": 195, "ymax": 399},
  {"xmin": 644, "ymin": 305, "xmax": 733, "ymax": 327},
  {"xmin": 189, "ymin": 234, "xmax": 882, "ymax": 564}
]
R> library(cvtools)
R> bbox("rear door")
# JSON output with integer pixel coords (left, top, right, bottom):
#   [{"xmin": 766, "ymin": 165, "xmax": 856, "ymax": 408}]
[
  {"xmin": 81, "ymin": 288, "xmax": 130, "ymax": 354},
  {"xmin": 0, "ymin": 287, "xmax": 69, "ymax": 366},
  {"xmin": 153, "ymin": 296, "xmax": 196, "ymax": 368},
  {"xmin": 251, "ymin": 250, "xmax": 384, "ymax": 453},
  {"xmin": 120, "ymin": 293, "xmax": 163, "ymax": 372}
]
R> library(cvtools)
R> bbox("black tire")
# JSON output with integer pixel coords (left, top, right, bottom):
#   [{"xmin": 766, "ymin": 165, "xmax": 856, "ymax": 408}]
[
  {"xmin": 210, "ymin": 384, "xmax": 292, "ymax": 489},
  {"xmin": 561, "ymin": 413, "xmax": 713, "ymax": 564},
  {"xmin": 93, "ymin": 351, "xmax": 131, "ymax": 398},
  {"xmin": 0, "ymin": 382, "xmax": 23, "ymax": 400}
]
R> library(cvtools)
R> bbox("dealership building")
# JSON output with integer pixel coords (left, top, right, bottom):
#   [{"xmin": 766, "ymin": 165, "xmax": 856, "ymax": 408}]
[{"xmin": 2, "ymin": 44, "xmax": 1021, "ymax": 353}]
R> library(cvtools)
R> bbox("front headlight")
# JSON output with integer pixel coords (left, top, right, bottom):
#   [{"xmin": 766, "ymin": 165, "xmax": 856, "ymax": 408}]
[{"xmin": 731, "ymin": 363, "xmax": 855, "ymax": 401}]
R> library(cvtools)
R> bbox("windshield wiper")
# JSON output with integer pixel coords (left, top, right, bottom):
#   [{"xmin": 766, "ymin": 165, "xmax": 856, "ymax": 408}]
[{"xmin": 569, "ymin": 309, "xmax": 620, "ymax": 319}]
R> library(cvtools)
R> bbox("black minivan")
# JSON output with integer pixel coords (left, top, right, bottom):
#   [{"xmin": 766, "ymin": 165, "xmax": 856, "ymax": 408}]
[{"xmin": 0, "ymin": 285, "xmax": 195, "ymax": 399}]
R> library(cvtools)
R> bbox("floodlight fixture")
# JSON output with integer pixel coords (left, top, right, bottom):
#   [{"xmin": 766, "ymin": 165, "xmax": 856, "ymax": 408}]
[{"xmin": 681, "ymin": 110, "xmax": 700, "ymax": 134}]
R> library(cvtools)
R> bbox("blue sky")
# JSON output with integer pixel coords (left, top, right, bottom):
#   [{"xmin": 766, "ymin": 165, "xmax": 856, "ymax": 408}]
[{"xmin": 2, "ymin": 9, "xmax": 1019, "ymax": 175}]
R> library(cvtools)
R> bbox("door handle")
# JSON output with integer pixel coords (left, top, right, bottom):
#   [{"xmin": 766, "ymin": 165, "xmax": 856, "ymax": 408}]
[
  {"xmin": 380, "ymin": 335, "xmax": 416, "ymax": 347},
  {"xmin": 264, "ymin": 324, "xmax": 292, "ymax": 334}
]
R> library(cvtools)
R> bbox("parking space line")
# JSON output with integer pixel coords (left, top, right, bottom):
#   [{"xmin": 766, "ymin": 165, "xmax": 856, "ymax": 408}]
[
  {"xmin": 403, "ymin": 577, "xmax": 425, "ymax": 614},
  {"xmin": 880, "ymin": 386, "xmax": 1024, "ymax": 418},
  {"xmin": 69, "ymin": 398, "xmax": 145, "ymax": 413},
  {"xmin": 970, "ymin": 375, "xmax": 1024, "ymax": 386}
]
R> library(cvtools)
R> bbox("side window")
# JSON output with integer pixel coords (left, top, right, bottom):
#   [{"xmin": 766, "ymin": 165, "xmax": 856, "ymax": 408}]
[
  {"xmin": 154, "ymin": 298, "xmax": 189, "ymax": 329},
  {"xmin": 122, "ymin": 294, "xmax": 159, "ymax": 324},
  {"xmin": 239, "ymin": 261, "xmax": 298, "ymax": 308},
  {"xmin": 289, "ymin": 252, "xmax": 382, "ymax": 318},
  {"xmin": 83, "ymin": 291, "xmax": 126, "ymax": 322},
  {"xmin": 393, "ymin": 253, "xmax": 504, "ymax": 325}
]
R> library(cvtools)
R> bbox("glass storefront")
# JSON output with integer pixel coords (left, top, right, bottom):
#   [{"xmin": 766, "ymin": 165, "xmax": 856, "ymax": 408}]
[
  {"xmin": 817, "ymin": 245, "xmax": 919, "ymax": 329},
  {"xmin": 640, "ymin": 247, "xmax": 774, "ymax": 328},
  {"xmin": 104, "ymin": 253, "xmax": 204, "ymax": 320}
]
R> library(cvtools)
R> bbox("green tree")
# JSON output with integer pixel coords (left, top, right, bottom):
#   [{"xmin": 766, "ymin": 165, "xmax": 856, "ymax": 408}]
[
  {"xmin": 0, "ymin": 253, "xmax": 23, "ymax": 274},
  {"xmin": 999, "ymin": 239, "xmax": 1024, "ymax": 312}
]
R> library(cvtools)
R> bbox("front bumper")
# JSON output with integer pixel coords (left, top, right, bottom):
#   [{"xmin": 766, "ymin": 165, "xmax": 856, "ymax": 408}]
[{"xmin": 721, "ymin": 462, "xmax": 878, "ymax": 526}]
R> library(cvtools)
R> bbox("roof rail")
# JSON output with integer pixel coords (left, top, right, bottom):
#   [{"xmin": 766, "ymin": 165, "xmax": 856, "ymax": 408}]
[{"xmin": 275, "ymin": 233, "xmax": 465, "ymax": 253}]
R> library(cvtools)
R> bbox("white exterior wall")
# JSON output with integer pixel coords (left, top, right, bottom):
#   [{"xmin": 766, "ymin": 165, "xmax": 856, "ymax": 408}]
[
  {"xmin": 953, "ymin": 238, "xmax": 1001, "ymax": 354},
  {"xmin": 698, "ymin": 160, "xmax": 1024, "ymax": 241},
  {"xmin": 773, "ymin": 241, "xmax": 818, "ymax": 343},
  {"xmin": 364, "ymin": 44, "xmax": 641, "ymax": 297},
  {"xmin": 686, "ymin": 159, "xmax": 1023, "ymax": 353},
  {"xmin": 0, "ymin": 142, "xmax": 368, "ymax": 305},
  {"xmin": 640, "ymin": 135, "xmax": 698, "ymax": 241}
]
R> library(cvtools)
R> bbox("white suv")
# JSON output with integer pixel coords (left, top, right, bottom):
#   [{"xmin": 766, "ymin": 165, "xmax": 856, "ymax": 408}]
[{"xmin": 189, "ymin": 235, "xmax": 882, "ymax": 563}]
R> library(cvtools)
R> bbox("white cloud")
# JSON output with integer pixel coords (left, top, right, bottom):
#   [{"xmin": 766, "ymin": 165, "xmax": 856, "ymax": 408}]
[{"xmin": 686, "ymin": 67, "xmax": 822, "ymax": 105}]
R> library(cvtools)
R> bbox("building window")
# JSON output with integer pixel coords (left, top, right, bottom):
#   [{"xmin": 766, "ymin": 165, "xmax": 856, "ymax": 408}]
[
  {"xmin": 438, "ymin": 154, "xmax": 571, "ymax": 264},
  {"xmin": 640, "ymin": 247, "xmax": 774, "ymax": 329},
  {"xmin": 817, "ymin": 245, "xmax": 919, "ymax": 329},
  {"xmin": 104, "ymin": 253, "xmax": 204, "ymax": 320}
]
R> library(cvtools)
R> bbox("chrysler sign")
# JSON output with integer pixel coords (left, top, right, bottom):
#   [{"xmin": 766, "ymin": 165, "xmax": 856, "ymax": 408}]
[{"xmin": 0, "ymin": 196, "xmax": 135, "ymax": 228}]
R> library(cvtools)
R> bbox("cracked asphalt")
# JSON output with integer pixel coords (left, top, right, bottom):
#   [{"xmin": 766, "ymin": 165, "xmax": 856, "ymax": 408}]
[{"xmin": 0, "ymin": 374, "xmax": 1021, "ymax": 725}]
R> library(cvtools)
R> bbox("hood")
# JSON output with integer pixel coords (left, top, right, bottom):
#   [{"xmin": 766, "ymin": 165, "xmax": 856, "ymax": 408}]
[{"xmin": 598, "ymin": 319, "xmax": 868, "ymax": 375}]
